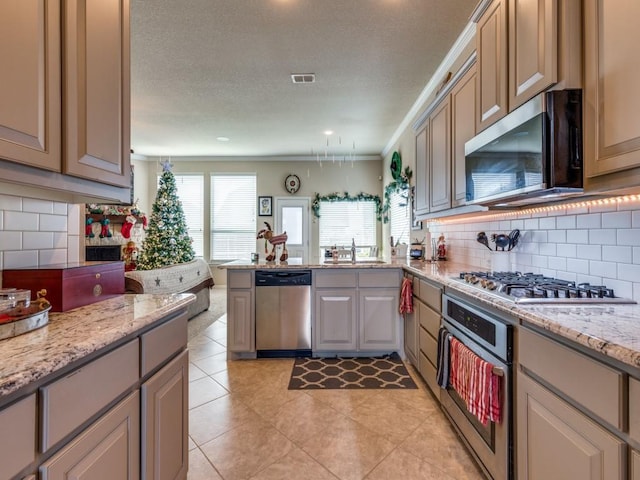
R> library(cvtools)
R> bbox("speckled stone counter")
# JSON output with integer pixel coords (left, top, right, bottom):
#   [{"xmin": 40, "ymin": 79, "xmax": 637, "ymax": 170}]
[
  {"xmin": 219, "ymin": 257, "xmax": 406, "ymax": 269},
  {"xmin": 403, "ymin": 260, "xmax": 640, "ymax": 372},
  {"xmin": 0, "ymin": 293, "xmax": 195, "ymax": 402}
]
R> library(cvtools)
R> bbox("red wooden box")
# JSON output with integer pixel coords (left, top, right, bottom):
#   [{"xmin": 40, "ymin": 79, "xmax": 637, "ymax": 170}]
[{"xmin": 2, "ymin": 261, "xmax": 125, "ymax": 312}]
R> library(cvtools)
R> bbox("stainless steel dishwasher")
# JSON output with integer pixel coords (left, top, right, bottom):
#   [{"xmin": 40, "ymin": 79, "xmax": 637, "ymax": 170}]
[{"xmin": 255, "ymin": 270, "xmax": 312, "ymax": 357}]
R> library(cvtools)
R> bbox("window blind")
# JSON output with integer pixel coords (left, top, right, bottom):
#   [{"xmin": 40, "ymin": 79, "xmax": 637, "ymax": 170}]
[
  {"xmin": 318, "ymin": 200, "xmax": 376, "ymax": 248},
  {"xmin": 158, "ymin": 174, "xmax": 204, "ymax": 257},
  {"xmin": 389, "ymin": 189, "xmax": 410, "ymax": 245},
  {"xmin": 210, "ymin": 174, "xmax": 257, "ymax": 261}
]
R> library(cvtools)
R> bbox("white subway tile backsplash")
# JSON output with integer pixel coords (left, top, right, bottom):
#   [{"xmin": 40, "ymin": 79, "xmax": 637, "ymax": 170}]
[
  {"xmin": 4, "ymin": 211, "xmax": 38, "ymax": 231},
  {"xmin": 539, "ymin": 243, "xmax": 557, "ymax": 256},
  {"xmin": 40, "ymin": 249, "xmax": 67, "ymax": 266},
  {"xmin": 23, "ymin": 198, "xmax": 53, "ymax": 214},
  {"xmin": 23, "ymin": 232, "xmax": 54, "ymax": 250},
  {"xmin": 557, "ymin": 243, "xmax": 577, "ymax": 258},
  {"xmin": 577, "ymin": 213, "xmax": 601, "ymax": 229},
  {"xmin": 3, "ymin": 250, "xmax": 38, "ymax": 268},
  {"xmin": 567, "ymin": 229, "xmax": 589, "ymax": 244},
  {"xmin": 549, "ymin": 257, "xmax": 567, "ymax": 271},
  {"xmin": 67, "ymin": 235, "xmax": 80, "ymax": 263},
  {"xmin": 0, "ymin": 232, "xmax": 22, "ymax": 250},
  {"xmin": 602, "ymin": 211, "xmax": 632, "ymax": 228},
  {"xmin": 575, "ymin": 273, "xmax": 603, "ymax": 286},
  {"xmin": 617, "ymin": 229, "xmax": 640, "ymax": 246},
  {"xmin": 577, "ymin": 244, "xmax": 601, "ymax": 260},
  {"xmin": 539, "ymin": 217, "xmax": 556, "ymax": 230},
  {"xmin": 566, "ymin": 258, "xmax": 590, "ymax": 274},
  {"xmin": 524, "ymin": 219, "xmax": 539, "ymax": 230},
  {"xmin": 0, "ymin": 194, "xmax": 22, "ymax": 211},
  {"xmin": 67, "ymin": 204, "xmax": 81, "ymax": 235},
  {"xmin": 618, "ymin": 263, "xmax": 640, "ymax": 283},
  {"xmin": 39, "ymin": 214, "xmax": 67, "ymax": 232},
  {"xmin": 604, "ymin": 278, "xmax": 634, "ymax": 302},
  {"xmin": 531, "ymin": 255, "xmax": 548, "ymax": 269},
  {"xmin": 602, "ymin": 246, "xmax": 632, "ymax": 264},
  {"xmin": 53, "ymin": 232, "xmax": 68, "ymax": 249},
  {"xmin": 634, "ymin": 247, "xmax": 640, "ymax": 264},
  {"xmin": 589, "ymin": 229, "xmax": 617, "ymax": 245},
  {"xmin": 53, "ymin": 202, "xmax": 68, "ymax": 216},
  {"xmin": 589, "ymin": 260, "xmax": 617, "ymax": 278},
  {"xmin": 548, "ymin": 230, "xmax": 566, "ymax": 243},
  {"xmin": 556, "ymin": 215, "xmax": 576, "ymax": 229},
  {"xmin": 529, "ymin": 230, "xmax": 548, "ymax": 243},
  {"xmin": 632, "ymin": 210, "xmax": 640, "ymax": 227}
]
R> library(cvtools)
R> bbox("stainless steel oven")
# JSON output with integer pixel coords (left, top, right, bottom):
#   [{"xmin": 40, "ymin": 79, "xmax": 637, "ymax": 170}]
[{"xmin": 441, "ymin": 292, "xmax": 515, "ymax": 480}]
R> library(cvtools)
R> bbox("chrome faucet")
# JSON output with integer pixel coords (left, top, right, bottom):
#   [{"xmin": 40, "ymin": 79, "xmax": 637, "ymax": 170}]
[{"xmin": 351, "ymin": 238, "xmax": 356, "ymax": 263}]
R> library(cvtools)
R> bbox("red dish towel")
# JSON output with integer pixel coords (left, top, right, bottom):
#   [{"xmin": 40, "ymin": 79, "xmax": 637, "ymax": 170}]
[
  {"xmin": 399, "ymin": 277, "xmax": 413, "ymax": 314},
  {"xmin": 450, "ymin": 338, "xmax": 502, "ymax": 426}
]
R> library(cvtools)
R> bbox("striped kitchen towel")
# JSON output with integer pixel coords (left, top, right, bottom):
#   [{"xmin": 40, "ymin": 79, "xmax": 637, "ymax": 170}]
[{"xmin": 399, "ymin": 277, "xmax": 413, "ymax": 314}]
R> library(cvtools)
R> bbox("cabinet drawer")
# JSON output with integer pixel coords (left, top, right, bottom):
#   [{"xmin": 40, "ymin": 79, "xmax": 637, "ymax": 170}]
[
  {"xmin": 358, "ymin": 270, "xmax": 400, "ymax": 288},
  {"xmin": 41, "ymin": 339, "xmax": 139, "ymax": 451},
  {"xmin": 630, "ymin": 377, "xmax": 640, "ymax": 444},
  {"xmin": 519, "ymin": 328, "xmax": 624, "ymax": 429},
  {"xmin": 419, "ymin": 350, "xmax": 440, "ymax": 400},
  {"xmin": 315, "ymin": 271, "xmax": 357, "ymax": 288},
  {"xmin": 228, "ymin": 270, "xmax": 252, "ymax": 289},
  {"xmin": 418, "ymin": 279, "xmax": 441, "ymax": 310},
  {"xmin": 0, "ymin": 394, "xmax": 36, "ymax": 480},
  {"xmin": 141, "ymin": 312, "xmax": 188, "ymax": 377},
  {"xmin": 632, "ymin": 449, "xmax": 640, "ymax": 480},
  {"xmin": 418, "ymin": 300, "xmax": 440, "ymax": 338},
  {"xmin": 419, "ymin": 326, "xmax": 438, "ymax": 366}
]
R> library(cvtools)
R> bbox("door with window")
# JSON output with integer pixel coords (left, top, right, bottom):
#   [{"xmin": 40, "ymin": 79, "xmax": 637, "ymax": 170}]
[{"xmin": 275, "ymin": 197, "xmax": 309, "ymax": 262}]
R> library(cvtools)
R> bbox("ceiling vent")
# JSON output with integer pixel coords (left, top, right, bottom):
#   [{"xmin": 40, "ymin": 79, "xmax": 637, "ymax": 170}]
[{"xmin": 291, "ymin": 73, "xmax": 315, "ymax": 84}]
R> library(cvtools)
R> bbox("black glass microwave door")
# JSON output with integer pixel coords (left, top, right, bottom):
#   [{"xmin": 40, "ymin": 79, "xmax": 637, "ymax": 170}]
[{"xmin": 466, "ymin": 114, "xmax": 544, "ymax": 203}]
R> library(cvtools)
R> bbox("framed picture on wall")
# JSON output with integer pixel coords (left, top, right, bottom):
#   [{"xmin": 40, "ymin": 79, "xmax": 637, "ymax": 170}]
[{"xmin": 258, "ymin": 196, "xmax": 272, "ymax": 216}]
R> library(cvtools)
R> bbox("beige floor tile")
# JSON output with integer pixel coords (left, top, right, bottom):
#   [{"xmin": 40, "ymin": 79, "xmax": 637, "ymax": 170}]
[
  {"xmin": 364, "ymin": 448, "xmax": 455, "ymax": 480},
  {"xmin": 189, "ymin": 362, "xmax": 207, "ymax": 382},
  {"xmin": 301, "ymin": 417, "xmax": 396, "ymax": 480},
  {"xmin": 188, "ymin": 436, "xmax": 197, "ymax": 451},
  {"xmin": 189, "ymin": 394, "xmax": 259, "ymax": 445},
  {"xmin": 398, "ymin": 410, "xmax": 485, "ymax": 480},
  {"xmin": 187, "ymin": 447, "xmax": 223, "ymax": 480},
  {"xmin": 189, "ymin": 376, "xmax": 229, "ymax": 409},
  {"xmin": 189, "ymin": 339, "xmax": 227, "ymax": 361},
  {"xmin": 305, "ymin": 388, "xmax": 378, "ymax": 415},
  {"xmin": 192, "ymin": 351, "xmax": 229, "ymax": 375},
  {"xmin": 249, "ymin": 447, "xmax": 338, "ymax": 480},
  {"xmin": 200, "ymin": 415, "xmax": 293, "ymax": 480}
]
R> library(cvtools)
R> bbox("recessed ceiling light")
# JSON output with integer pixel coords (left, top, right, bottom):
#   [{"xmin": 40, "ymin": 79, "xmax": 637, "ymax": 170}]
[
  {"xmin": 216, "ymin": 136, "xmax": 230, "ymax": 142},
  {"xmin": 291, "ymin": 73, "xmax": 315, "ymax": 84},
  {"xmin": 323, "ymin": 130, "xmax": 334, "ymax": 136}
]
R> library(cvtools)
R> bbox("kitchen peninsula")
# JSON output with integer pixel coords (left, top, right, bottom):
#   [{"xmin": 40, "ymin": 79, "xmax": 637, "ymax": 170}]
[{"xmin": 0, "ymin": 293, "xmax": 195, "ymax": 480}]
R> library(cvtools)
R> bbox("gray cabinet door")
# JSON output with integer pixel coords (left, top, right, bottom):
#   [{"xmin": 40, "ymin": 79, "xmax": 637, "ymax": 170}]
[
  {"xmin": 358, "ymin": 288, "xmax": 399, "ymax": 351},
  {"xmin": 40, "ymin": 391, "xmax": 140, "ymax": 480},
  {"xmin": 314, "ymin": 289, "xmax": 357, "ymax": 351},
  {"xmin": 517, "ymin": 372, "xmax": 624, "ymax": 480},
  {"xmin": 0, "ymin": 394, "xmax": 36, "ymax": 480},
  {"xmin": 228, "ymin": 290, "xmax": 254, "ymax": 352},
  {"xmin": 414, "ymin": 126, "xmax": 429, "ymax": 217},
  {"xmin": 142, "ymin": 350, "xmax": 188, "ymax": 480},
  {"xmin": 404, "ymin": 308, "xmax": 419, "ymax": 367}
]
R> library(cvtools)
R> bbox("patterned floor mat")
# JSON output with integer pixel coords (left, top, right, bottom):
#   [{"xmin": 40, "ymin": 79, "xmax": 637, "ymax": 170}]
[{"xmin": 288, "ymin": 353, "xmax": 418, "ymax": 390}]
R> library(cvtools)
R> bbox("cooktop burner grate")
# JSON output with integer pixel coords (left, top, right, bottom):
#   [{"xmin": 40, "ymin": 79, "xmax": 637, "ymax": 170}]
[{"xmin": 456, "ymin": 271, "xmax": 636, "ymax": 304}]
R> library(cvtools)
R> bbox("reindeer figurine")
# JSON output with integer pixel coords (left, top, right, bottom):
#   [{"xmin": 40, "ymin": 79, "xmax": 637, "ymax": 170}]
[{"xmin": 256, "ymin": 221, "xmax": 288, "ymax": 262}]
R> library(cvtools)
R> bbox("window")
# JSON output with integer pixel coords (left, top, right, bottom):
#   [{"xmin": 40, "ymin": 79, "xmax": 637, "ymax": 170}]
[
  {"xmin": 211, "ymin": 174, "xmax": 257, "ymax": 261},
  {"xmin": 157, "ymin": 174, "xmax": 204, "ymax": 257},
  {"xmin": 389, "ymin": 189, "xmax": 410, "ymax": 245},
  {"xmin": 318, "ymin": 200, "xmax": 376, "ymax": 254}
]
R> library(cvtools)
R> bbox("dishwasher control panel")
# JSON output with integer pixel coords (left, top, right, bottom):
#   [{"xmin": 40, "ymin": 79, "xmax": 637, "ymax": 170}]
[{"xmin": 255, "ymin": 270, "xmax": 312, "ymax": 286}]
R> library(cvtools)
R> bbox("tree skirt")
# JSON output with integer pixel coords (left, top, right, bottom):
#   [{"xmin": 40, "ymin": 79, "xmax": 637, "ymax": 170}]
[{"xmin": 288, "ymin": 353, "xmax": 417, "ymax": 390}]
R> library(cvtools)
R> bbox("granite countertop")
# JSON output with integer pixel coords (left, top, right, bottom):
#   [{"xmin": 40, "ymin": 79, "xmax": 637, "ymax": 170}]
[
  {"xmin": 404, "ymin": 260, "xmax": 640, "ymax": 372},
  {"xmin": 219, "ymin": 257, "xmax": 406, "ymax": 269},
  {"xmin": 0, "ymin": 293, "xmax": 195, "ymax": 401}
]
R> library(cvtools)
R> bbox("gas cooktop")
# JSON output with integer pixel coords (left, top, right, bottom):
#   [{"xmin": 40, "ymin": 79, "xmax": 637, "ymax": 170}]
[{"xmin": 455, "ymin": 271, "xmax": 637, "ymax": 304}]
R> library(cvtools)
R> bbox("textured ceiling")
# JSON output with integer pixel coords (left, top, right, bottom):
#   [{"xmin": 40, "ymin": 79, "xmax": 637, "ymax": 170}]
[{"xmin": 130, "ymin": 0, "xmax": 479, "ymax": 158}]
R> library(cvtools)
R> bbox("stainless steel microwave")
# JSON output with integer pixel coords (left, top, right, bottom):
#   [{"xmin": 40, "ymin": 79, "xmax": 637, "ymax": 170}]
[{"xmin": 465, "ymin": 89, "xmax": 583, "ymax": 207}]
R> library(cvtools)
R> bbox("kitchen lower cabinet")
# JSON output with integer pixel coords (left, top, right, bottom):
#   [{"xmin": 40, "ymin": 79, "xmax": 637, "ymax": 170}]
[
  {"xmin": 632, "ymin": 450, "xmax": 640, "ymax": 480},
  {"xmin": 403, "ymin": 275, "xmax": 419, "ymax": 367},
  {"xmin": 227, "ymin": 270, "xmax": 255, "ymax": 353},
  {"xmin": 40, "ymin": 391, "xmax": 140, "ymax": 480},
  {"xmin": 584, "ymin": 0, "xmax": 640, "ymax": 190},
  {"xmin": 517, "ymin": 372, "xmax": 624, "ymax": 480},
  {"xmin": 0, "ymin": 394, "xmax": 37, "ymax": 480},
  {"xmin": 359, "ymin": 288, "xmax": 399, "ymax": 351},
  {"xmin": 413, "ymin": 278, "xmax": 442, "ymax": 399},
  {"xmin": 142, "ymin": 350, "xmax": 188, "ymax": 480},
  {"xmin": 315, "ymin": 289, "xmax": 357, "ymax": 351}
]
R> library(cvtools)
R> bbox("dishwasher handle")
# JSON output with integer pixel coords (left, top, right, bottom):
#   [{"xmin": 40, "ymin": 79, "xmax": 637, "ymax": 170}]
[{"xmin": 255, "ymin": 270, "xmax": 312, "ymax": 286}]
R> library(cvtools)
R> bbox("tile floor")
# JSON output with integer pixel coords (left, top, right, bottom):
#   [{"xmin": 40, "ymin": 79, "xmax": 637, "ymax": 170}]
[{"xmin": 187, "ymin": 315, "xmax": 485, "ymax": 480}]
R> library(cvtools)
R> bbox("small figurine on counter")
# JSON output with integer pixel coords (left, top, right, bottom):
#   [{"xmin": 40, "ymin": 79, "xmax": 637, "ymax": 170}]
[{"xmin": 437, "ymin": 234, "xmax": 447, "ymax": 260}]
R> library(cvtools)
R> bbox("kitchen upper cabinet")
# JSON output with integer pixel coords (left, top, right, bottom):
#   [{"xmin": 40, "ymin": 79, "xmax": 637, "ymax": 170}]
[
  {"xmin": 584, "ymin": 0, "xmax": 640, "ymax": 188},
  {"xmin": 64, "ymin": 0, "xmax": 131, "ymax": 187},
  {"xmin": 476, "ymin": 0, "xmax": 508, "ymax": 131},
  {"xmin": 414, "ymin": 126, "xmax": 429, "ymax": 217},
  {"xmin": 508, "ymin": 0, "xmax": 558, "ymax": 111},
  {"xmin": 428, "ymin": 98, "xmax": 451, "ymax": 212},
  {"xmin": 450, "ymin": 64, "xmax": 477, "ymax": 207},
  {"xmin": 517, "ymin": 372, "xmax": 624, "ymax": 480},
  {"xmin": 0, "ymin": 0, "xmax": 61, "ymax": 171}
]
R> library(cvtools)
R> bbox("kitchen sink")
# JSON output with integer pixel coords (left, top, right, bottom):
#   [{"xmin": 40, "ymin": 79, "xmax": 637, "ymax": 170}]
[{"xmin": 324, "ymin": 259, "xmax": 387, "ymax": 264}]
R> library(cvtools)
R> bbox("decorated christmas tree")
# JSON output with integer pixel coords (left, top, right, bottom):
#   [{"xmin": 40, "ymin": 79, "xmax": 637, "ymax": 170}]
[{"xmin": 136, "ymin": 161, "xmax": 195, "ymax": 270}]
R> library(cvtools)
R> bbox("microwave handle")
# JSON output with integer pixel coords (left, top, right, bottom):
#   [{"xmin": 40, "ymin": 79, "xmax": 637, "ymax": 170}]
[{"xmin": 569, "ymin": 125, "xmax": 581, "ymax": 170}]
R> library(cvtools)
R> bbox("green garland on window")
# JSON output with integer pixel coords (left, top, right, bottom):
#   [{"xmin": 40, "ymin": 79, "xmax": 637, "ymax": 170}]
[
  {"xmin": 312, "ymin": 192, "xmax": 383, "ymax": 221},
  {"xmin": 381, "ymin": 165, "xmax": 413, "ymax": 223}
]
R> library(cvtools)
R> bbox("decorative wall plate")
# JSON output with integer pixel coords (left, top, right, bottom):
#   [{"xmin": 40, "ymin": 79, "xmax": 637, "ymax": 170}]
[{"xmin": 285, "ymin": 174, "xmax": 301, "ymax": 194}]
